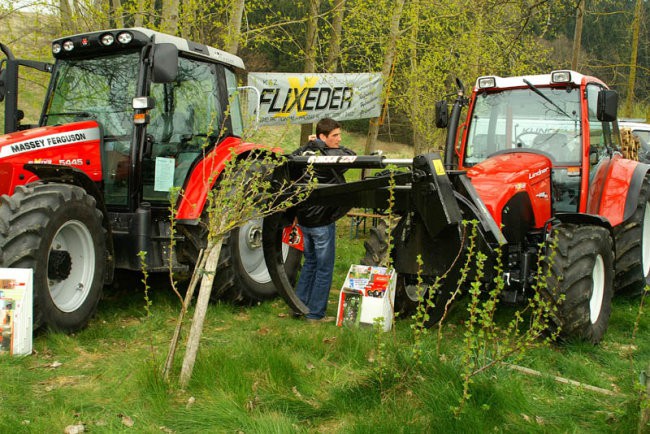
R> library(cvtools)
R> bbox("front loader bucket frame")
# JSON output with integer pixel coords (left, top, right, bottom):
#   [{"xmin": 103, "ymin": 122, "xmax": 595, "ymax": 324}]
[{"xmin": 262, "ymin": 152, "xmax": 501, "ymax": 315}]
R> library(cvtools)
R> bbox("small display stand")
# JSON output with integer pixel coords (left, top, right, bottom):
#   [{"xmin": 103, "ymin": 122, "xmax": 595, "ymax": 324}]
[
  {"xmin": 336, "ymin": 265, "xmax": 396, "ymax": 332},
  {"xmin": 0, "ymin": 268, "xmax": 33, "ymax": 356}
]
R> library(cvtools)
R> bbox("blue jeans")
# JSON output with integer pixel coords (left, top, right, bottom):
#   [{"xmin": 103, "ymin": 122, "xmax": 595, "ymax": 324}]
[{"xmin": 295, "ymin": 223, "xmax": 336, "ymax": 319}]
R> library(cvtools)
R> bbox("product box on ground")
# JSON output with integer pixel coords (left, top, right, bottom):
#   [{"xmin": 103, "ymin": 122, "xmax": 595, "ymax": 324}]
[
  {"xmin": 0, "ymin": 268, "xmax": 33, "ymax": 356},
  {"xmin": 336, "ymin": 264, "xmax": 396, "ymax": 332}
]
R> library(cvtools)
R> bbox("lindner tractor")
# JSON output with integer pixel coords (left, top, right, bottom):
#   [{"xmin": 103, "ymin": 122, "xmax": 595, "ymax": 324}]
[
  {"xmin": 0, "ymin": 28, "xmax": 297, "ymax": 332},
  {"xmin": 264, "ymin": 70, "xmax": 650, "ymax": 343}
]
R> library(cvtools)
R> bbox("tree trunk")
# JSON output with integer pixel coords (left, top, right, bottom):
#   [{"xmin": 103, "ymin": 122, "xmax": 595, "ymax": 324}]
[
  {"xmin": 364, "ymin": 0, "xmax": 406, "ymax": 156},
  {"xmin": 409, "ymin": 0, "xmax": 425, "ymax": 155},
  {"xmin": 571, "ymin": 0, "xmax": 584, "ymax": 70},
  {"xmin": 111, "ymin": 0, "xmax": 124, "ymax": 28},
  {"xmin": 162, "ymin": 249, "xmax": 205, "ymax": 381},
  {"xmin": 226, "ymin": 0, "xmax": 246, "ymax": 54},
  {"xmin": 625, "ymin": 0, "xmax": 643, "ymax": 117},
  {"xmin": 133, "ymin": 0, "xmax": 146, "ymax": 27},
  {"xmin": 59, "ymin": 0, "xmax": 72, "ymax": 28},
  {"xmin": 179, "ymin": 240, "xmax": 223, "ymax": 388},
  {"xmin": 300, "ymin": 0, "xmax": 321, "ymax": 146},
  {"xmin": 326, "ymin": 0, "xmax": 345, "ymax": 72},
  {"xmin": 160, "ymin": 0, "xmax": 180, "ymax": 35}
]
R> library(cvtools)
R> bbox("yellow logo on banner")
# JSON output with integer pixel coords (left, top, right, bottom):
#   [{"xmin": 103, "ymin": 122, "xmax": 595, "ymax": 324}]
[
  {"xmin": 274, "ymin": 76, "xmax": 320, "ymax": 118},
  {"xmin": 432, "ymin": 158, "xmax": 445, "ymax": 175}
]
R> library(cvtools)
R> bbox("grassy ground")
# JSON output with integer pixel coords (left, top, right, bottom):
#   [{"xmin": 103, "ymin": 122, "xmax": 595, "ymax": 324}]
[
  {"xmin": 1, "ymin": 219, "xmax": 649, "ymax": 433},
  {"xmin": 1, "ymin": 127, "xmax": 649, "ymax": 433}
]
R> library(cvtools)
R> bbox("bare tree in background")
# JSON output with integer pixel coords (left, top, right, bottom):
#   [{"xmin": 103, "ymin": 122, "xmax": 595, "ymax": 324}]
[
  {"xmin": 225, "ymin": 0, "xmax": 246, "ymax": 54},
  {"xmin": 364, "ymin": 0, "xmax": 405, "ymax": 156},
  {"xmin": 299, "ymin": 0, "xmax": 321, "ymax": 147}
]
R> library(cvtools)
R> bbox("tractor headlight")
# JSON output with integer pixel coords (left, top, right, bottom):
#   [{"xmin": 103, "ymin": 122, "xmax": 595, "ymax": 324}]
[
  {"xmin": 117, "ymin": 32, "xmax": 133, "ymax": 45},
  {"xmin": 62, "ymin": 40, "xmax": 74, "ymax": 52},
  {"xmin": 477, "ymin": 77, "xmax": 496, "ymax": 89},
  {"xmin": 52, "ymin": 43, "xmax": 62, "ymax": 54},
  {"xmin": 100, "ymin": 33, "xmax": 115, "ymax": 46},
  {"xmin": 551, "ymin": 70, "xmax": 571, "ymax": 83}
]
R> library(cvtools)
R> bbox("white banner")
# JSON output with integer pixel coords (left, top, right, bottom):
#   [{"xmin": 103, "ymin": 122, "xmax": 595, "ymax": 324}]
[{"xmin": 247, "ymin": 72, "xmax": 383, "ymax": 125}]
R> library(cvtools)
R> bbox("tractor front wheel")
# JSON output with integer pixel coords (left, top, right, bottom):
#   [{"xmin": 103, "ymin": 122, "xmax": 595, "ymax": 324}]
[
  {"xmin": 542, "ymin": 224, "xmax": 614, "ymax": 343},
  {"xmin": 0, "ymin": 183, "xmax": 106, "ymax": 332},
  {"xmin": 614, "ymin": 174, "xmax": 650, "ymax": 295}
]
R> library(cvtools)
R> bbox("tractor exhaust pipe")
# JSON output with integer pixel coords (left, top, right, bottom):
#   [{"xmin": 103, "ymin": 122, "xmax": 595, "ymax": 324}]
[{"xmin": 442, "ymin": 78, "xmax": 467, "ymax": 169}]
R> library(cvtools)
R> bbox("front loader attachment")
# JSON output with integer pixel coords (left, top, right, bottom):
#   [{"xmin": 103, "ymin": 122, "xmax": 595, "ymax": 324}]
[{"xmin": 262, "ymin": 152, "xmax": 503, "ymax": 315}]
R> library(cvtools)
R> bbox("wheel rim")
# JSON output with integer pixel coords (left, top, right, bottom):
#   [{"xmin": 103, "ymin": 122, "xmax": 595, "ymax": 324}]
[
  {"xmin": 590, "ymin": 254, "xmax": 606, "ymax": 324},
  {"xmin": 238, "ymin": 218, "xmax": 289, "ymax": 284},
  {"xmin": 642, "ymin": 202, "xmax": 650, "ymax": 278},
  {"xmin": 48, "ymin": 220, "xmax": 95, "ymax": 313}
]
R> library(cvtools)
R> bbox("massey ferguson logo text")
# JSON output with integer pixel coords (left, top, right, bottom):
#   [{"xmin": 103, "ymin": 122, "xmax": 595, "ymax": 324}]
[{"xmin": 0, "ymin": 127, "xmax": 100, "ymax": 158}]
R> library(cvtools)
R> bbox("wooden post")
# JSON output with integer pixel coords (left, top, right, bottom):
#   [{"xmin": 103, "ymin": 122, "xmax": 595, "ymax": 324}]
[{"xmin": 179, "ymin": 241, "xmax": 222, "ymax": 388}]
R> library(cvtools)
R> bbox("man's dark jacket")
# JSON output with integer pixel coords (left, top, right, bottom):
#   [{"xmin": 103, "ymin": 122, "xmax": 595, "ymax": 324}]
[{"xmin": 291, "ymin": 139, "xmax": 356, "ymax": 227}]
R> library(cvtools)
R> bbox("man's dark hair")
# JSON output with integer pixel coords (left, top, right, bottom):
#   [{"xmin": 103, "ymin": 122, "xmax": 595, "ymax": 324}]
[{"xmin": 315, "ymin": 118, "xmax": 341, "ymax": 138}]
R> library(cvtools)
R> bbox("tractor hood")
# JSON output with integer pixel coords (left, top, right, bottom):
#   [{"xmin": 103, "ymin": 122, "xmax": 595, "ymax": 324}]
[
  {"xmin": 466, "ymin": 151, "xmax": 553, "ymax": 228},
  {"xmin": 0, "ymin": 121, "xmax": 103, "ymax": 195}
]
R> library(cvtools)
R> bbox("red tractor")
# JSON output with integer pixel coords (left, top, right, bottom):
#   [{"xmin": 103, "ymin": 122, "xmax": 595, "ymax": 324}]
[
  {"xmin": 0, "ymin": 28, "xmax": 297, "ymax": 332},
  {"xmin": 264, "ymin": 70, "xmax": 649, "ymax": 343}
]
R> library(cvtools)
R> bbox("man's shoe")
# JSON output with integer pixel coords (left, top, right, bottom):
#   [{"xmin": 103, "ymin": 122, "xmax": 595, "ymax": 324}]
[{"xmin": 306, "ymin": 316, "xmax": 335, "ymax": 323}]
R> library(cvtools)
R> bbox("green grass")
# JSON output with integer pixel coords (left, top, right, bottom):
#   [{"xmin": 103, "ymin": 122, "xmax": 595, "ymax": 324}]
[
  {"xmin": 1, "ymin": 127, "xmax": 648, "ymax": 432},
  {"xmin": 1, "ymin": 221, "xmax": 649, "ymax": 433}
]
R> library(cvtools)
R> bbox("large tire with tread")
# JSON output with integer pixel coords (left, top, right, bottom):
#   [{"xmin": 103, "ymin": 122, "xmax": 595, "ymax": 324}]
[
  {"xmin": 0, "ymin": 183, "xmax": 106, "ymax": 332},
  {"xmin": 542, "ymin": 224, "xmax": 614, "ymax": 343},
  {"xmin": 360, "ymin": 217, "xmax": 452, "ymax": 324},
  {"xmin": 614, "ymin": 175, "xmax": 650, "ymax": 295},
  {"xmin": 179, "ymin": 216, "xmax": 301, "ymax": 303}
]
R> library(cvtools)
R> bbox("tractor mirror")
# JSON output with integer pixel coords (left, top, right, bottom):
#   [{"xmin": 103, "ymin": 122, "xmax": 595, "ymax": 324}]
[
  {"xmin": 152, "ymin": 43, "xmax": 178, "ymax": 83},
  {"xmin": 597, "ymin": 89, "xmax": 618, "ymax": 122},
  {"xmin": 435, "ymin": 100, "xmax": 449, "ymax": 128}
]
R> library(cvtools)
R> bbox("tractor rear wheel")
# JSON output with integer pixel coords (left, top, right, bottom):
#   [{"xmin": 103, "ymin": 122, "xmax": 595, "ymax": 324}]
[
  {"xmin": 0, "ymin": 183, "xmax": 106, "ymax": 332},
  {"xmin": 360, "ymin": 217, "xmax": 452, "ymax": 325},
  {"xmin": 179, "ymin": 216, "xmax": 300, "ymax": 303},
  {"xmin": 220, "ymin": 218, "xmax": 301, "ymax": 303},
  {"xmin": 614, "ymin": 175, "xmax": 650, "ymax": 295},
  {"xmin": 542, "ymin": 224, "xmax": 614, "ymax": 343}
]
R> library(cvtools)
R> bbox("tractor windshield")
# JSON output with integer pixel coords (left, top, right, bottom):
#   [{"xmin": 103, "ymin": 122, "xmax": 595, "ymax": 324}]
[
  {"xmin": 43, "ymin": 52, "xmax": 138, "ymax": 139},
  {"xmin": 464, "ymin": 86, "xmax": 582, "ymax": 165}
]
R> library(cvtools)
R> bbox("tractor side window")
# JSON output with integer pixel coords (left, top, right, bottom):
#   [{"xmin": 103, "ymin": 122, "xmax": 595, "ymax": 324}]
[
  {"xmin": 225, "ymin": 68, "xmax": 244, "ymax": 137},
  {"xmin": 144, "ymin": 57, "xmax": 222, "ymax": 202},
  {"xmin": 44, "ymin": 53, "xmax": 139, "ymax": 207},
  {"xmin": 586, "ymin": 84, "xmax": 618, "ymax": 168}
]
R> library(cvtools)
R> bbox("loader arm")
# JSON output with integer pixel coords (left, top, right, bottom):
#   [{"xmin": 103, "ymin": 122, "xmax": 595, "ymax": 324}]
[{"xmin": 263, "ymin": 152, "xmax": 501, "ymax": 314}]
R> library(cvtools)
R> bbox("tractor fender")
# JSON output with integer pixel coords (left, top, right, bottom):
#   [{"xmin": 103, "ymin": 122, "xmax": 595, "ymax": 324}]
[
  {"xmin": 596, "ymin": 157, "xmax": 650, "ymax": 227},
  {"xmin": 175, "ymin": 137, "xmax": 272, "ymax": 221},
  {"xmin": 21, "ymin": 163, "xmax": 115, "ymax": 284},
  {"xmin": 550, "ymin": 212, "xmax": 615, "ymax": 254}
]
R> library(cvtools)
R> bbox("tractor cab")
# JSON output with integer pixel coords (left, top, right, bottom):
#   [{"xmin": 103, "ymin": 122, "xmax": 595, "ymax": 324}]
[
  {"xmin": 455, "ymin": 70, "xmax": 621, "ymax": 221},
  {"xmin": 36, "ymin": 28, "xmax": 247, "ymax": 211}
]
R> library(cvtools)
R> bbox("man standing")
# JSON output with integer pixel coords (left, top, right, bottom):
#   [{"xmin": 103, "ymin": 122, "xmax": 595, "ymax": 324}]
[{"xmin": 292, "ymin": 118, "xmax": 356, "ymax": 322}]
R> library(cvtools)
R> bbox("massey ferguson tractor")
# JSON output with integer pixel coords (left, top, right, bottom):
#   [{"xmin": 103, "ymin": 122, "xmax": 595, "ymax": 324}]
[
  {"xmin": 0, "ymin": 28, "xmax": 298, "ymax": 332},
  {"xmin": 263, "ymin": 70, "xmax": 650, "ymax": 343}
]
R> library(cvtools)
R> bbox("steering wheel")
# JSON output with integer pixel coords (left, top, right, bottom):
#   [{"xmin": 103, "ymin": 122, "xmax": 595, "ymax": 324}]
[{"xmin": 514, "ymin": 131, "xmax": 541, "ymax": 148}]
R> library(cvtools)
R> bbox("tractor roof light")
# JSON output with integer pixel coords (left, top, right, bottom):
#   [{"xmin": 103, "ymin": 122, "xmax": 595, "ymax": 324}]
[
  {"xmin": 117, "ymin": 31, "xmax": 133, "ymax": 45},
  {"xmin": 477, "ymin": 77, "xmax": 496, "ymax": 89},
  {"xmin": 62, "ymin": 40, "xmax": 75, "ymax": 52},
  {"xmin": 551, "ymin": 70, "xmax": 571, "ymax": 83},
  {"xmin": 100, "ymin": 33, "xmax": 115, "ymax": 46},
  {"xmin": 52, "ymin": 43, "xmax": 62, "ymax": 54}
]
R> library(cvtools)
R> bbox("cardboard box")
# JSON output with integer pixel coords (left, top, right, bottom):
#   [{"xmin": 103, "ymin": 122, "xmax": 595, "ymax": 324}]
[
  {"xmin": 0, "ymin": 269, "xmax": 33, "ymax": 356},
  {"xmin": 336, "ymin": 265, "xmax": 396, "ymax": 332}
]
